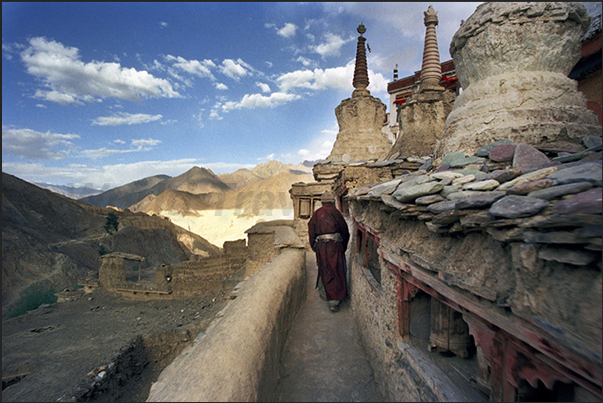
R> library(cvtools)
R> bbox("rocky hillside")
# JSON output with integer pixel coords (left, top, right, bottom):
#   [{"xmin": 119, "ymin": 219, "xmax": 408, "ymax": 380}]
[
  {"xmin": 221, "ymin": 171, "xmax": 314, "ymax": 215},
  {"xmin": 82, "ymin": 167, "xmax": 231, "ymax": 209},
  {"xmin": 81, "ymin": 174, "xmax": 171, "ymax": 209},
  {"xmin": 33, "ymin": 182, "xmax": 103, "ymax": 199},
  {"xmin": 218, "ymin": 160, "xmax": 312, "ymax": 191},
  {"xmin": 129, "ymin": 189, "xmax": 228, "ymax": 215},
  {"xmin": 2, "ymin": 172, "xmax": 221, "ymax": 316}
]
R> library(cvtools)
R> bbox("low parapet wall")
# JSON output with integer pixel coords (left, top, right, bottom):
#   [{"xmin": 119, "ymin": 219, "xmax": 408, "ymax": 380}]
[{"xmin": 146, "ymin": 247, "xmax": 307, "ymax": 402}]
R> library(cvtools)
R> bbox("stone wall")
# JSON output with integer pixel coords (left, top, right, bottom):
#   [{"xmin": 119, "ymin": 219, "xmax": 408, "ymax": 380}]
[
  {"xmin": 146, "ymin": 247, "xmax": 307, "ymax": 402},
  {"xmin": 162, "ymin": 256, "xmax": 247, "ymax": 296},
  {"xmin": 344, "ymin": 137, "xmax": 602, "ymax": 401},
  {"xmin": 328, "ymin": 94, "xmax": 392, "ymax": 162},
  {"xmin": 437, "ymin": 2, "xmax": 600, "ymax": 159}
]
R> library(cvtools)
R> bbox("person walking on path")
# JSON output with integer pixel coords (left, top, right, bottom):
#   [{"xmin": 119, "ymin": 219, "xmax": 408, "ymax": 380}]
[{"xmin": 308, "ymin": 191, "xmax": 350, "ymax": 312}]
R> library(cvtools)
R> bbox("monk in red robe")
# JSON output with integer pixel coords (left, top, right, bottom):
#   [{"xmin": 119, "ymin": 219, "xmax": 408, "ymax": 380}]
[{"xmin": 308, "ymin": 191, "xmax": 350, "ymax": 312}]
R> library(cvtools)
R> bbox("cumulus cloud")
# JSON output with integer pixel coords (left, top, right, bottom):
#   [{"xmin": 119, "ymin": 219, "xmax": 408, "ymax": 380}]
[
  {"xmin": 214, "ymin": 82, "xmax": 228, "ymax": 90},
  {"xmin": 256, "ymin": 82, "xmax": 271, "ymax": 93},
  {"xmin": 221, "ymin": 92, "xmax": 301, "ymax": 113},
  {"xmin": 80, "ymin": 138, "xmax": 161, "ymax": 160},
  {"xmin": 219, "ymin": 58, "xmax": 252, "ymax": 80},
  {"xmin": 165, "ymin": 55, "xmax": 216, "ymax": 80},
  {"xmin": 277, "ymin": 64, "xmax": 352, "ymax": 92},
  {"xmin": 91, "ymin": 112, "xmax": 163, "ymax": 126},
  {"xmin": 277, "ymin": 62, "xmax": 389, "ymax": 95},
  {"xmin": 313, "ymin": 33, "xmax": 353, "ymax": 58},
  {"xmin": 296, "ymin": 56, "xmax": 316, "ymax": 68},
  {"xmin": 2, "ymin": 126, "xmax": 79, "ymax": 160},
  {"xmin": 21, "ymin": 37, "xmax": 180, "ymax": 104},
  {"xmin": 277, "ymin": 23, "xmax": 298, "ymax": 38}
]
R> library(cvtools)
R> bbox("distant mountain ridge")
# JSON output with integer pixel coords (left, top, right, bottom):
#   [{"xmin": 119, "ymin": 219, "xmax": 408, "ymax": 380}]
[
  {"xmin": 82, "ymin": 161, "xmax": 312, "ymax": 211},
  {"xmin": 81, "ymin": 174, "xmax": 171, "ymax": 209},
  {"xmin": 33, "ymin": 182, "xmax": 104, "ymax": 200}
]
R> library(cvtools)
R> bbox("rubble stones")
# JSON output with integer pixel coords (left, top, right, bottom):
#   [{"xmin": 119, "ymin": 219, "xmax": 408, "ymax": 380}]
[
  {"xmin": 489, "ymin": 195, "xmax": 550, "ymax": 218},
  {"xmin": 452, "ymin": 174, "xmax": 476, "ymax": 186},
  {"xmin": 445, "ymin": 190, "xmax": 481, "ymax": 200},
  {"xmin": 512, "ymin": 143, "xmax": 551, "ymax": 170},
  {"xmin": 489, "ymin": 144, "xmax": 517, "ymax": 162},
  {"xmin": 476, "ymin": 139, "xmax": 515, "ymax": 157},
  {"xmin": 505, "ymin": 179, "xmax": 555, "ymax": 195},
  {"xmin": 415, "ymin": 194, "xmax": 446, "ymax": 205},
  {"xmin": 455, "ymin": 192, "xmax": 506, "ymax": 209},
  {"xmin": 528, "ymin": 182, "xmax": 593, "ymax": 200},
  {"xmin": 547, "ymin": 162, "xmax": 602, "ymax": 186},
  {"xmin": 553, "ymin": 188, "xmax": 603, "ymax": 215},
  {"xmin": 442, "ymin": 152, "xmax": 485, "ymax": 168},
  {"xmin": 463, "ymin": 179, "xmax": 500, "ymax": 191},
  {"xmin": 393, "ymin": 181, "xmax": 444, "ymax": 202},
  {"xmin": 427, "ymin": 200, "xmax": 458, "ymax": 214},
  {"xmin": 496, "ymin": 167, "xmax": 559, "ymax": 191},
  {"xmin": 583, "ymin": 135, "xmax": 602, "ymax": 149},
  {"xmin": 485, "ymin": 168, "xmax": 523, "ymax": 184}
]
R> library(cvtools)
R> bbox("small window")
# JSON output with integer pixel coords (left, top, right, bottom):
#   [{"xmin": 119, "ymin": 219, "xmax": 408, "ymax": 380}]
[
  {"xmin": 366, "ymin": 235, "xmax": 380, "ymax": 284},
  {"xmin": 355, "ymin": 227, "xmax": 381, "ymax": 286},
  {"xmin": 299, "ymin": 198, "xmax": 311, "ymax": 218}
]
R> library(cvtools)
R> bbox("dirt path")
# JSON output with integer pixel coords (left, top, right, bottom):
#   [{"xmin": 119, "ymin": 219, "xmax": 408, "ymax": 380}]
[
  {"xmin": 276, "ymin": 252, "xmax": 382, "ymax": 402},
  {"xmin": 2, "ymin": 287, "xmax": 231, "ymax": 402}
]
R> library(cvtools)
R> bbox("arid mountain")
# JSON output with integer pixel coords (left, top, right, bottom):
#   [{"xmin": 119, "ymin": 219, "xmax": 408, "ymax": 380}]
[
  {"xmin": 81, "ymin": 174, "xmax": 171, "ymax": 209},
  {"xmin": 2, "ymin": 172, "xmax": 221, "ymax": 316},
  {"xmin": 129, "ymin": 189, "xmax": 229, "ymax": 216},
  {"xmin": 221, "ymin": 171, "xmax": 314, "ymax": 215},
  {"xmin": 33, "ymin": 182, "xmax": 103, "ymax": 200},
  {"xmin": 82, "ymin": 167, "xmax": 231, "ymax": 209},
  {"xmin": 218, "ymin": 160, "xmax": 312, "ymax": 191},
  {"xmin": 150, "ymin": 166, "xmax": 231, "ymax": 196},
  {"xmin": 130, "ymin": 170, "xmax": 314, "ymax": 217}
]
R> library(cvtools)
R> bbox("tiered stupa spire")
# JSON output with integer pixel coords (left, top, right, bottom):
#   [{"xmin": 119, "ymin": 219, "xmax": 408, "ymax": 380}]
[
  {"xmin": 419, "ymin": 5, "xmax": 443, "ymax": 91},
  {"xmin": 352, "ymin": 23, "xmax": 370, "ymax": 96}
]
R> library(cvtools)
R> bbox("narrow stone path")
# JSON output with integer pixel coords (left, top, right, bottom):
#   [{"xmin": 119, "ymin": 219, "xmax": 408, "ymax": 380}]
[{"xmin": 276, "ymin": 251, "xmax": 382, "ymax": 402}]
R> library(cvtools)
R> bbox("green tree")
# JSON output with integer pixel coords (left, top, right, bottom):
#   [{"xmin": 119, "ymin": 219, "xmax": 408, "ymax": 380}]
[{"xmin": 104, "ymin": 211, "xmax": 119, "ymax": 234}]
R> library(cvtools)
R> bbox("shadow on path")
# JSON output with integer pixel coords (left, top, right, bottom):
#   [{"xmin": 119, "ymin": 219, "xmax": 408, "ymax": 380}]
[{"xmin": 277, "ymin": 251, "xmax": 382, "ymax": 402}]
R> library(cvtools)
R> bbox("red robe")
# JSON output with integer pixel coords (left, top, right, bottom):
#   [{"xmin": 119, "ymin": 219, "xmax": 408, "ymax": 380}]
[{"xmin": 308, "ymin": 204, "xmax": 350, "ymax": 301}]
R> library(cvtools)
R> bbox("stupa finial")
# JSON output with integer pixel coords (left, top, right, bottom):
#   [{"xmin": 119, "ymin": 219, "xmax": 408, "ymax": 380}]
[
  {"xmin": 352, "ymin": 22, "xmax": 369, "ymax": 95},
  {"xmin": 419, "ymin": 5, "xmax": 443, "ymax": 91}
]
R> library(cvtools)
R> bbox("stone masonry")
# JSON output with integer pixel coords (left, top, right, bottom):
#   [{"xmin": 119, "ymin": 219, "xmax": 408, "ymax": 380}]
[
  {"xmin": 328, "ymin": 23, "xmax": 392, "ymax": 162},
  {"xmin": 437, "ymin": 2, "xmax": 601, "ymax": 158}
]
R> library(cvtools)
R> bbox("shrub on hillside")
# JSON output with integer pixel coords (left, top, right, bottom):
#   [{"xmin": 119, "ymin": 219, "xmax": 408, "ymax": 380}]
[{"xmin": 6, "ymin": 284, "xmax": 58, "ymax": 319}]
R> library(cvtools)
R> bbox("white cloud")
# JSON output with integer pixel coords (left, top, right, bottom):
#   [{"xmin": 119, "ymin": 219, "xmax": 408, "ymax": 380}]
[
  {"xmin": 219, "ymin": 58, "xmax": 251, "ymax": 80},
  {"xmin": 165, "ymin": 55, "xmax": 216, "ymax": 79},
  {"xmin": 2, "ymin": 126, "xmax": 79, "ymax": 160},
  {"xmin": 21, "ymin": 37, "xmax": 180, "ymax": 104},
  {"xmin": 92, "ymin": 113, "xmax": 163, "ymax": 126},
  {"xmin": 277, "ymin": 23, "xmax": 298, "ymax": 38},
  {"xmin": 277, "ymin": 61, "xmax": 389, "ymax": 95},
  {"xmin": 222, "ymin": 92, "xmax": 301, "ymax": 112},
  {"xmin": 131, "ymin": 138, "xmax": 162, "ymax": 148},
  {"xmin": 214, "ymin": 82, "xmax": 228, "ymax": 90},
  {"xmin": 80, "ymin": 138, "xmax": 161, "ymax": 160},
  {"xmin": 113, "ymin": 139, "xmax": 126, "ymax": 144},
  {"xmin": 256, "ymin": 82, "xmax": 271, "ymax": 93},
  {"xmin": 277, "ymin": 64, "xmax": 352, "ymax": 92},
  {"xmin": 160, "ymin": 21, "xmax": 168, "ymax": 28},
  {"xmin": 296, "ymin": 56, "xmax": 316, "ymax": 68},
  {"xmin": 313, "ymin": 33, "xmax": 353, "ymax": 58}
]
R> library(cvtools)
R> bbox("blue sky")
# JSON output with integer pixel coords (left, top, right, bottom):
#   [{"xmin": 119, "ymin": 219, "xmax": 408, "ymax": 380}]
[{"xmin": 1, "ymin": 2, "xmax": 547, "ymax": 190}]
